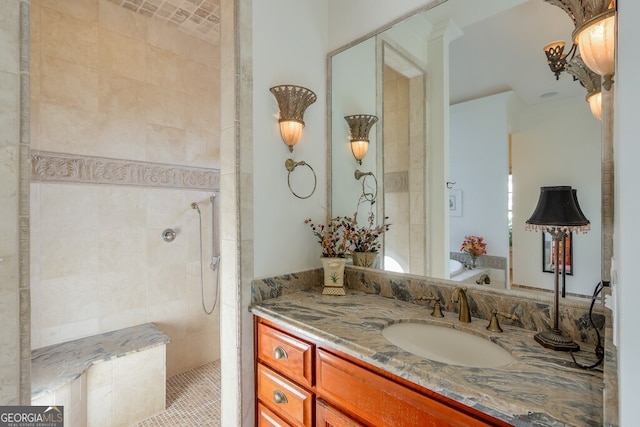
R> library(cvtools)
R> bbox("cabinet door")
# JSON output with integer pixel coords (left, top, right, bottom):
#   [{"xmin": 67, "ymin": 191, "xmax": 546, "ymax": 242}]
[
  {"xmin": 316, "ymin": 399, "xmax": 365, "ymax": 427},
  {"xmin": 258, "ymin": 402, "xmax": 294, "ymax": 427},
  {"xmin": 317, "ymin": 349, "xmax": 499, "ymax": 427}
]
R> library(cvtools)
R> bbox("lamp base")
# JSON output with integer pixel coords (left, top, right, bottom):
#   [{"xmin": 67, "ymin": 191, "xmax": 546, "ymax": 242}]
[{"xmin": 534, "ymin": 329, "xmax": 580, "ymax": 352}]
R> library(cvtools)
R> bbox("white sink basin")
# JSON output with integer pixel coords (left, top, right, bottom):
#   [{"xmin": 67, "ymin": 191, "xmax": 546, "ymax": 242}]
[{"xmin": 381, "ymin": 322, "xmax": 515, "ymax": 368}]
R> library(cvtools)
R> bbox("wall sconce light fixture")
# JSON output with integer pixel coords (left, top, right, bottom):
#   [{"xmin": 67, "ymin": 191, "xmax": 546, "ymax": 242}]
[
  {"xmin": 573, "ymin": 6, "xmax": 616, "ymax": 88},
  {"xmin": 544, "ymin": 0, "xmax": 616, "ymax": 90},
  {"xmin": 270, "ymin": 85, "xmax": 317, "ymax": 152},
  {"xmin": 526, "ymin": 186, "xmax": 590, "ymax": 351},
  {"xmin": 565, "ymin": 55, "xmax": 603, "ymax": 119},
  {"xmin": 345, "ymin": 115, "xmax": 379, "ymax": 164}
]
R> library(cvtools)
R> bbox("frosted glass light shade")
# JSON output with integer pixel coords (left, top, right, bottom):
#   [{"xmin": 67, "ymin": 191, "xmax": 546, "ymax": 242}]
[
  {"xmin": 587, "ymin": 91, "xmax": 602, "ymax": 120},
  {"xmin": 575, "ymin": 11, "xmax": 616, "ymax": 77},
  {"xmin": 351, "ymin": 139, "xmax": 369, "ymax": 164},
  {"xmin": 279, "ymin": 120, "xmax": 304, "ymax": 151}
]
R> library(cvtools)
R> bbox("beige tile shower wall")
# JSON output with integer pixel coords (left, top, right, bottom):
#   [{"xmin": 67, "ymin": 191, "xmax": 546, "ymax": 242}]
[
  {"xmin": 0, "ymin": 0, "xmax": 22, "ymax": 406},
  {"xmin": 30, "ymin": 0, "xmax": 220, "ymax": 167},
  {"xmin": 30, "ymin": 0, "xmax": 221, "ymax": 377}
]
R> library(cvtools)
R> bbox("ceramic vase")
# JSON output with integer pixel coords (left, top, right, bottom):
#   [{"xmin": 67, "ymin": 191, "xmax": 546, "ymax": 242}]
[
  {"xmin": 352, "ymin": 251, "xmax": 378, "ymax": 268},
  {"xmin": 320, "ymin": 257, "xmax": 347, "ymax": 295}
]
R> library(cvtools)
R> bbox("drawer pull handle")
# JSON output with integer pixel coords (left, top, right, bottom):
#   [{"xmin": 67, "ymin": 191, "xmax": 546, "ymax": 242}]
[
  {"xmin": 273, "ymin": 346, "xmax": 288, "ymax": 360},
  {"xmin": 273, "ymin": 390, "xmax": 288, "ymax": 404}
]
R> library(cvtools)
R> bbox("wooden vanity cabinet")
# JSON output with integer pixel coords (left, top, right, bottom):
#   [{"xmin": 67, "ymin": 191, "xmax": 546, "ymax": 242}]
[
  {"xmin": 255, "ymin": 317, "xmax": 511, "ymax": 427},
  {"xmin": 256, "ymin": 319, "xmax": 315, "ymax": 426}
]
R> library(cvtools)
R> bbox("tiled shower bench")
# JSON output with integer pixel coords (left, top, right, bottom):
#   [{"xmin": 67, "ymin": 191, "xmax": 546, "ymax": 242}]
[{"xmin": 31, "ymin": 323, "xmax": 170, "ymax": 427}]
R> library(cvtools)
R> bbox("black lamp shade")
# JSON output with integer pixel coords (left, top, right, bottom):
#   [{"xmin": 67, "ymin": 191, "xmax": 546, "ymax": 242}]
[{"xmin": 526, "ymin": 186, "xmax": 590, "ymax": 228}]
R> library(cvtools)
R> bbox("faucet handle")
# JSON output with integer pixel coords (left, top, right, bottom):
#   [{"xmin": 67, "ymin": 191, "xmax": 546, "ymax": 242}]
[
  {"xmin": 486, "ymin": 309, "xmax": 519, "ymax": 333},
  {"xmin": 416, "ymin": 295, "xmax": 445, "ymax": 318}
]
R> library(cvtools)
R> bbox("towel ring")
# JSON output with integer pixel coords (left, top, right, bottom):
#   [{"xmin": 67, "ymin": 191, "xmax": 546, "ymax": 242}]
[
  {"xmin": 354, "ymin": 170, "xmax": 378, "ymax": 202},
  {"xmin": 285, "ymin": 159, "xmax": 317, "ymax": 199}
]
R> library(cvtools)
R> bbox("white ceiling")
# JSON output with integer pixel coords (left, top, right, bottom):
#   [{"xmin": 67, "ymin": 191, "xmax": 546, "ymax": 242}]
[{"xmin": 447, "ymin": 0, "xmax": 587, "ymax": 105}]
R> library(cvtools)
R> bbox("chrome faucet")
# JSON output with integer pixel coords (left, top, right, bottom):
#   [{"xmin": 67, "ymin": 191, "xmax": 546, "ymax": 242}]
[{"xmin": 451, "ymin": 287, "xmax": 471, "ymax": 322}]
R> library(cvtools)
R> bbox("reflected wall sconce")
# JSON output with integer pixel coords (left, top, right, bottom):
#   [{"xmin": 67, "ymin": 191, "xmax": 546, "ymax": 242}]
[
  {"xmin": 345, "ymin": 114, "xmax": 379, "ymax": 164},
  {"xmin": 544, "ymin": 0, "xmax": 616, "ymax": 90},
  {"xmin": 270, "ymin": 85, "xmax": 317, "ymax": 152},
  {"xmin": 565, "ymin": 55, "xmax": 603, "ymax": 119},
  {"xmin": 526, "ymin": 186, "xmax": 590, "ymax": 352}
]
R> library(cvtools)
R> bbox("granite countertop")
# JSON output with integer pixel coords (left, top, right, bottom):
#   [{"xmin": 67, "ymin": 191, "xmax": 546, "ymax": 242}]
[
  {"xmin": 250, "ymin": 289, "xmax": 603, "ymax": 427},
  {"xmin": 31, "ymin": 323, "xmax": 170, "ymax": 399}
]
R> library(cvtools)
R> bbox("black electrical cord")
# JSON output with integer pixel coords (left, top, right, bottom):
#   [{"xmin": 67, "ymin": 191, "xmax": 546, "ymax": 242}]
[{"xmin": 570, "ymin": 281, "xmax": 605, "ymax": 369}]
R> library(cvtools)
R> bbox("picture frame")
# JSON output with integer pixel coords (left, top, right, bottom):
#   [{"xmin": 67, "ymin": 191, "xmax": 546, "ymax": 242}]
[
  {"xmin": 449, "ymin": 189, "xmax": 462, "ymax": 216},
  {"xmin": 542, "ymin": 232, "xmax": 573, "ymax": 275}
]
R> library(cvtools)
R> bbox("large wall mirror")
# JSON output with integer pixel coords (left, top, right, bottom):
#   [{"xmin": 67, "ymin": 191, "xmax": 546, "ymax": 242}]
[{"xmin": 329, "ymin": 0, "xmax": 603, "ymax": 297}]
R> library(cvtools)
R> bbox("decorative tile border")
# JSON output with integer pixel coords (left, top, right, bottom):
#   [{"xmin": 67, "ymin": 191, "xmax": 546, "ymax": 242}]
[
  {"xmin": 31, "ymin": 151, "xmax": 220, "ymax": 191},
  {"xmin": 384, "ymin": 171, "xmax": 408, "ymax": 193}
]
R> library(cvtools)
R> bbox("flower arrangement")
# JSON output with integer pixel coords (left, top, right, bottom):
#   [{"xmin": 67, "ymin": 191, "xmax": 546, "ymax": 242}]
[
  {"xmin": 343, "ymin": 211, "xmax": 391, "ymax": 253},
  {"xmin": 460, "ymin": 235, "xmax": 487, "ymax": 258},
  {"xmin": 304, "ymin": 216, "xmax": 351, "ymax": 258}
]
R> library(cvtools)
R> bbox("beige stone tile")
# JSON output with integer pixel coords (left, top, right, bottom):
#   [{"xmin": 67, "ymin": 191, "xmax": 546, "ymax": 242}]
[
  {"xmin": 98, "ymin": 0, "xmax": 148, "ymax": 40},
  {"xmin": 39, "ymin": 318, "xmax": 100, "ymax": 348},
  {"xmin": 36, "ymin": 0, "xmax": 99, "ymax": 21},
  {"xmin": 98, "ymin": 72, "xmax": 146, "ymax": 121},
  {"xmin": 145, "ymin": 123, "xmax": 186, "ymax": 164},
  {"xmin": 144, "ymin": 84, "xmax": 186, "ymax": 129},
  {"xmin": 0, "ymin": 2, "xmax": 19, "ymax": 75},
  {"xmin": 38, "ymin": 227, "xmax": 100, "ymax": 279},
  {"xmin": 35, "ymin": 276, "xmax": 100, "ymax": 328},
  {"xmin": 0, "ymin": 71, "xmax": 19, "ymax": 146},
  {"xmin": 38, "ymin": 103, "xmax": 100, "ymax": 154},
  {"xmin": 86, "ymin": 361, "xmax": 113, "ymax": 427},
  {"xmin": 146, "ymin": 45, "xmax": 185, "ymax": 90},
  {"xmin": 40, "ymin": 7, "xmax": 98, "ymax": 69},
  {"xmin": 96, "ymin": 186, "xmax": 147, "ymax": 230},
  {"xmin": 39, "ymin": 184, "xmax": 100, "ymax": 232},
  {"xmin": 98, "ymin": 28, "xmax": 146, "ymax": 82},
  {"xmin": 95, "ymin": 113, "xmax": 147, "ymax": 160},
  {"xmin": 147, "ymin": 18, "xmax": 217, "ymax": 67},
  {"xmin": 184, "ymin": 85, "xmax": 217, "ymax": 132},
  {"xmin": 98, "ymin": 308, "xmax": 147, "ymax": 334},
  {"xmin": 185, "ymin": 129, "xmax": 220, "ymax": 168},
  {"xmin": 0, "ymin": 147, "xmax": 17, "ymax": 254},
  {"xmin": 40, "ymin": 54, "xmax": 99, "ymax": 112}
]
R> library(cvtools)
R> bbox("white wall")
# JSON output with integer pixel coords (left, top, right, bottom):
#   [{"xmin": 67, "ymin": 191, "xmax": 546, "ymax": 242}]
[
  {"xmin": 253, "ymin": 1, "xmax": 329, "ymax": 278},
  {"xmin": 616, "ymin": 0, "xmax": 640, "ymax": 423},
  {"xmin": 511, "ymin": 96, "xmax": 601, "ymax": 296},
  {"xmin": 450, "ymin": 92, "xmax": 511, "ymax": 262},
  {"xmin": 331, "ymin": 38, "xmax": 377, "ymax": 218}
]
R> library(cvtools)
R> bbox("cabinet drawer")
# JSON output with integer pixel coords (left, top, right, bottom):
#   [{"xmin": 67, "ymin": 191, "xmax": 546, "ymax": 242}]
[
  {"xmin": 258, "ymin": 402, "xmax": 294, "ymax": 427},
  {"xmin": 316, "ymin": 399, "xmax": 365, "ymax": 427},
  {"xmin": 317, "ymin": 349, "xmax": 498, "ymax": 427},
  {"xmin": 258, "ymin": 363, "xmax": 314, "ymax": 427},
  {"xmin": 257, "ymin": 321, "xmax": 314, "ymax": 388}
]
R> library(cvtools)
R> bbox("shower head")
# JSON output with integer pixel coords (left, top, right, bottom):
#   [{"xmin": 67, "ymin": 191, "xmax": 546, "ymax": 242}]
[{"xmin": 191, "ymin": 202, "xmax": 201, "ymax": 213}]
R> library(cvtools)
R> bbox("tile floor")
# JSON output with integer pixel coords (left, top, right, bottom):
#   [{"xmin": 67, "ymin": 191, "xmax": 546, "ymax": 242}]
[{"xmin": 135, "ymin": 360, "xmax": 221, "ymax": 427}]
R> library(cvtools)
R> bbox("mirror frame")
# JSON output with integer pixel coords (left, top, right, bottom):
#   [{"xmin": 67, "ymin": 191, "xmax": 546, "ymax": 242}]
[{"xmin": 326, "ymin": 0, "xmax": 614, "ymax": 288}]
